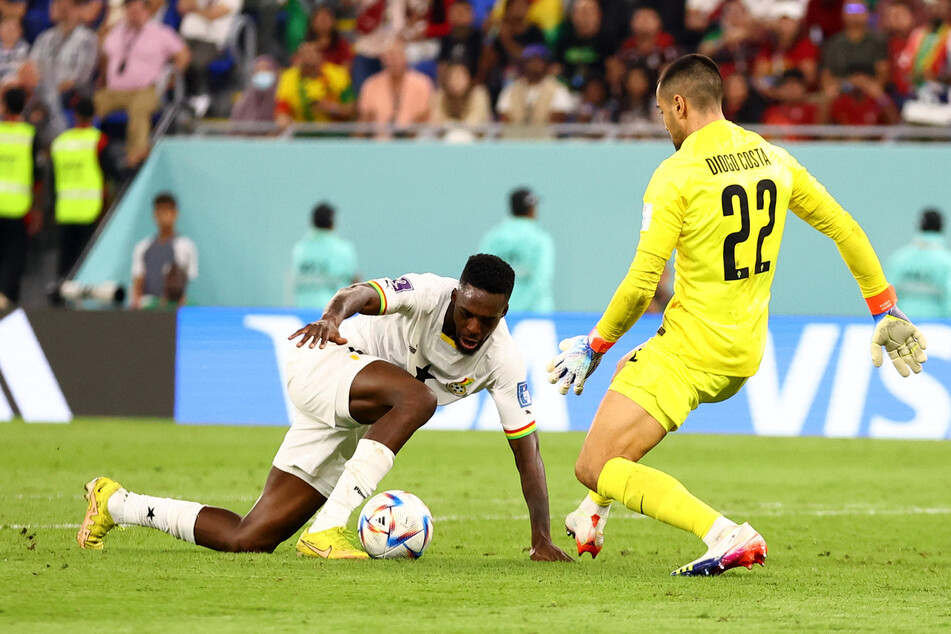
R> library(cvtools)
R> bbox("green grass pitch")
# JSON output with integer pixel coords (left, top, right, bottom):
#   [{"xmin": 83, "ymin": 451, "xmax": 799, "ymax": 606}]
[{"xmin": 2, "ymin": 419, "xmax": 950, "ymax": 632}]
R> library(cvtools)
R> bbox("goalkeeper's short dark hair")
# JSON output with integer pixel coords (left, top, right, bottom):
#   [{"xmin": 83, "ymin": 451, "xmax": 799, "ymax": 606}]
[
  {"xmin": 657, "ymin": 54, "xmax": 723, "ymax": 112},
  {"xmin": 460, "ymin": 254, "xmax": 515, "ymax": 299}
]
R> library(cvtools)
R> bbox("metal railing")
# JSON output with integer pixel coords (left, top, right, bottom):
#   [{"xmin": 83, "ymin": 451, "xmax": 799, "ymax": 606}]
[{"xmin": 189, "ymin": 120, "xmax": 951, "ymax": 142}]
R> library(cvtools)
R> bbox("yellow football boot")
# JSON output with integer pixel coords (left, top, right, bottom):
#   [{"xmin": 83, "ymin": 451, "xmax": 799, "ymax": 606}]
[
  {"xmin": 296, "ymin": 527, "xmax": 369, "ymax": 559},
  {"xmin": 77, "ymin": 477, "xmax": 123, "ymax": 550}
]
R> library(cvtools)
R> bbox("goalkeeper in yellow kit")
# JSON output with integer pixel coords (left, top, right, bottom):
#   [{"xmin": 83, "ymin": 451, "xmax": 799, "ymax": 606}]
[{"xmin": 548, "ymin": 55, "xmax": 928, "ymax": 576}]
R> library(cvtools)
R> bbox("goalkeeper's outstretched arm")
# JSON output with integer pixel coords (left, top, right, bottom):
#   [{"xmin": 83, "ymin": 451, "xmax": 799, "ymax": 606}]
[{"xmin": 788, "ymin": 159, "xmax": 927, "ymax": 376}]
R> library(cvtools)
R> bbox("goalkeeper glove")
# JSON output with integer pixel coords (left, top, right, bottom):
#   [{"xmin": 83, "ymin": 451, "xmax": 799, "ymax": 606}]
[
  {"xmin": 547, "ymin": 329, "xmax": 613, "ymax": 395},
  {"xmin": 867, "ymin": 286, "xmax": 927, "ymax": 377}
]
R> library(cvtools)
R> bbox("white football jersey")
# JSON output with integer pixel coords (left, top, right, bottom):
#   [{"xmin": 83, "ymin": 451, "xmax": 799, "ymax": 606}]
[{"xmin": 339, "ymin": 273, "xmax": 536, "ymax": 439}]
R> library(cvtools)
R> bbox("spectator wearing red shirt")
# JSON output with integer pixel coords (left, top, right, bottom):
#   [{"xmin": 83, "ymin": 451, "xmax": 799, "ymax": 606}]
[
  {"xmin": 805, "ymin": 0, "xmax": 844, "ymax": 42},
  {"xmin": 762, "ymin": 68, "xmax": 821, "ymax": 125},
  {"xmin": 881, "ymin": 0, "xmax": 917, "ymax": 100},
  {"xmin": 423, "ymin": 0, "xmax": 452, "ymax": 39},
  {"xmin": 828, "ymin": 66, "xmax": 900, "ymax": 124},
  {"xmin": 617, "ymin": 7, "xmax": 679, "ymax": 75},
  {"xmin": 752, "ymin": 2, "xmax": 820, "ymax": 99},
  {"xmin": 306, "ymin": 5, "xmax": 354, "ymax": 70}
]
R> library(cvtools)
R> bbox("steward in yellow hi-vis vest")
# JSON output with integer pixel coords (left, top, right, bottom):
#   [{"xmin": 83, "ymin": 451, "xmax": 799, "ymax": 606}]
[
  {"xmin": 0, "ymin": 88, "xmax": 38, "ymax": 306},
  {"xmin": 0, "ymin": 120, "xmax": 34, "ymax": 219},
  {"xmin": 51, "ymin": 97, "xmax": 106, "ymax": 278},
  {"xmin": 547, "ymin": 55, "xmax": 928, "ymax": 578},
  {"xmin": 52, "ymin": 127, "xmax": 103, "ymax": 225}
]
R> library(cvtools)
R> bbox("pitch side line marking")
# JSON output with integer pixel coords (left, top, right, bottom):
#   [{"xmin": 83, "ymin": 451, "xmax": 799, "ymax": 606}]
[{"xmin": 4, "ymin": 506, "xmax": 951, "ymax": 530}]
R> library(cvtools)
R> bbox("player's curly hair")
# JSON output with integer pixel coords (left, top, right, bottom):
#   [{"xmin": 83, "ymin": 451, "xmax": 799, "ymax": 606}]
[{"xmin": 460, "ymin": 254, "xmax": 515, "ymax": 299}]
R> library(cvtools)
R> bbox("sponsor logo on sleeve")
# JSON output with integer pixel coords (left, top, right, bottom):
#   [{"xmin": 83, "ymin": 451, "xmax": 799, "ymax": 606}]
[
  {"xmin": 393, "ymin": 276, "xmax": 414, "ymax": 293},
  {"xmin": 641, "ymin": 203, "xmax": 653, "ymax": 232},
  {"xmin": 517, "ymin": 381, "xmax": 532, "ymax": 408}
]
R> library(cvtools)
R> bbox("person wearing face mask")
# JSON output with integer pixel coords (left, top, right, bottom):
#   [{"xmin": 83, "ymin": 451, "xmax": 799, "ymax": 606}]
[
  {"xmin": 275, "ymin": 41, "xmax": 355, "ymax": 128},
  {"xmin": 230, "ymin": 55, "xmax": 278, "ymax": 123}
]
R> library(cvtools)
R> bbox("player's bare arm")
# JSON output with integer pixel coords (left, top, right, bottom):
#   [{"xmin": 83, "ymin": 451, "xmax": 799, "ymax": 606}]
[
  {"xmin": 508, "ymin": 433, "xmax": 573, "ymax": 562},
  {"xmin": 288, "ymin": 282, "xmax": 382, "ymax": 348}
]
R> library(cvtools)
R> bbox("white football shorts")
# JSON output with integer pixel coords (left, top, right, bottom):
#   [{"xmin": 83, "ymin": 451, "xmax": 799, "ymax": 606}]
[{"xmin": 272, "ymin": 342, "xmax": 381, "ymax": 497}]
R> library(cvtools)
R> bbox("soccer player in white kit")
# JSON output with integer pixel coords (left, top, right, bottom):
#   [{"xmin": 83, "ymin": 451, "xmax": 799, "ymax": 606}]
[{"xmin": 78, "ymin": 254, "xmax": 572, "ymax": 561}]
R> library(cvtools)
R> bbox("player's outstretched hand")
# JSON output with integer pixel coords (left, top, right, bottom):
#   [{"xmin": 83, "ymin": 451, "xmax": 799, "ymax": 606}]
[
  {"xmin": 288, "ymin": 318, "xmax": 348, "ymax": 349},
  {"xmin": 870, "ymin": 307, "xmax": 928, "ymax": 377},
  {"xmin": 530, "ymin": 539, "xmax": 574, "ymax": 562},
  {"xmin": 547, "ymin": 335, "xmax": 603, "ymax": 396}
]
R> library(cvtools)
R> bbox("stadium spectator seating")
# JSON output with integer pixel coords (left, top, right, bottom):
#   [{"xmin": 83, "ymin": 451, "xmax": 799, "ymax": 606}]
[{"xmin": 5, "ymin": 0, "xmax": 946, "ymax": 134}]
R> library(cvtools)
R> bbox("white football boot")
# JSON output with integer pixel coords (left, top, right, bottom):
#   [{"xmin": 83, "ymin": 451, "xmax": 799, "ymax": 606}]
[
  {"xmin": 565, "ymin": 509, "xmax": 607, "ymax": 559},
  {"xmin": 670, "ymin": 522, "xmax": 767, "ymax": 576}
]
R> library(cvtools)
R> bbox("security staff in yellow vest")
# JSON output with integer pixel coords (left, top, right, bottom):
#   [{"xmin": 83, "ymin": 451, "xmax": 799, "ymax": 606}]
[
  {"xmin": 51, "ymin": 97, "xmax": 105, "ymax": 278},
  {"xmin": 0, "ymin": 87, "xmax": 41, "ymax": 308}
]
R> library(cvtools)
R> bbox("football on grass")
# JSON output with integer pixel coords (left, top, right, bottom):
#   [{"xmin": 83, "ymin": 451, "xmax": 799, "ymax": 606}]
[{"xmin": 358, "ymin": 490, "xmax": 433, "ymax": 559}]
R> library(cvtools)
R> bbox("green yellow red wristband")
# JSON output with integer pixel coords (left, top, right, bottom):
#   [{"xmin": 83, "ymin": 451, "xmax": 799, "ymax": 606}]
[
  {"xmin": 865, "ymin": 285, "xmax": 897, "ymax": 315},
  {"xmin": 368, "ymin": 280, "xmax": 387, "ymax": 315},
  {"xmin": 588, "ymin": 328, "xmax": 615, "ymax": 354}
]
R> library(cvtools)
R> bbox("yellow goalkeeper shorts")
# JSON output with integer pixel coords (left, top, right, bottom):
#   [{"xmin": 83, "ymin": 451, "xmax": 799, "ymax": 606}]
[{"xmin": 609, "ymin": 337, "xmax": 748, "ymax": 432}]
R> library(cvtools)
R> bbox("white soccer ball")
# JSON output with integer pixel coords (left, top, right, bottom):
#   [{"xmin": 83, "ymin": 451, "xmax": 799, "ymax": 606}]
[{"xmin": 358, "ymin": 490, "xmax": 434, "ymax": 559}]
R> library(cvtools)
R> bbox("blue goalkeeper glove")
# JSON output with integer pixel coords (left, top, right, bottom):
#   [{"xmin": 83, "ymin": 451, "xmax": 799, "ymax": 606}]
[{"xmin": 547, "ymin": 329, "xmax": 613, "ymax": 395}]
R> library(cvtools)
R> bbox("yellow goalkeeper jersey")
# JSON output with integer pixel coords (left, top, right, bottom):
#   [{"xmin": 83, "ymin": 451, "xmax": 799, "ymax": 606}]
[{"xmin": 596, "ymin": 119, "xmax": 889, "ymax": 377}]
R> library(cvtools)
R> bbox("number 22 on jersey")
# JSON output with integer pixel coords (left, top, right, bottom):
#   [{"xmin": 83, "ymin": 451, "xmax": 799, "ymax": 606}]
[{"xmin": 720, "ymin": 179, "xmax": 777, "ymax": 282}]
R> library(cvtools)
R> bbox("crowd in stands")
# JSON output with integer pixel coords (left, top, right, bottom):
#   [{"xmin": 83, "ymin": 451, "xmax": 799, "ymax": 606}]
[
  {"xmin": 224, "ymin": 0, "xmax": 951, "ymax": 136},
  {"xmin": 0, "ymin": 0, "xmax": 949, "ymax": 157}
]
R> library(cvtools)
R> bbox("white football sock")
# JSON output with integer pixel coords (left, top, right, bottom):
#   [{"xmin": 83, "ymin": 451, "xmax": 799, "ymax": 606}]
[
  {"xmin": 108, "ymin": 488, "xmax": 204, "ymax": 544},
  {"xmin": 702, "ymin": 516, "xmax": 738, "ymax": 549},
  {"xmin": 579, "ymin": 492, "xmax": 612, "ymax": 518},
  {"xmin": 309, "ymin": 439, "xmax": 395, "ymax": 533}
]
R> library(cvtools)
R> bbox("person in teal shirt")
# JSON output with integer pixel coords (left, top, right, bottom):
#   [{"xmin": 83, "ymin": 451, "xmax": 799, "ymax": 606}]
[
  {"xmin": 479, "ymin": 187, "xmax": 555, "ymax": 313},
  {"xmin": 886, "ymin": 208, "xmax": 951, "ymax": 319},
  {"xmin": 291, "ymin": 202, "xmax": 359, "ymax": 309}
]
